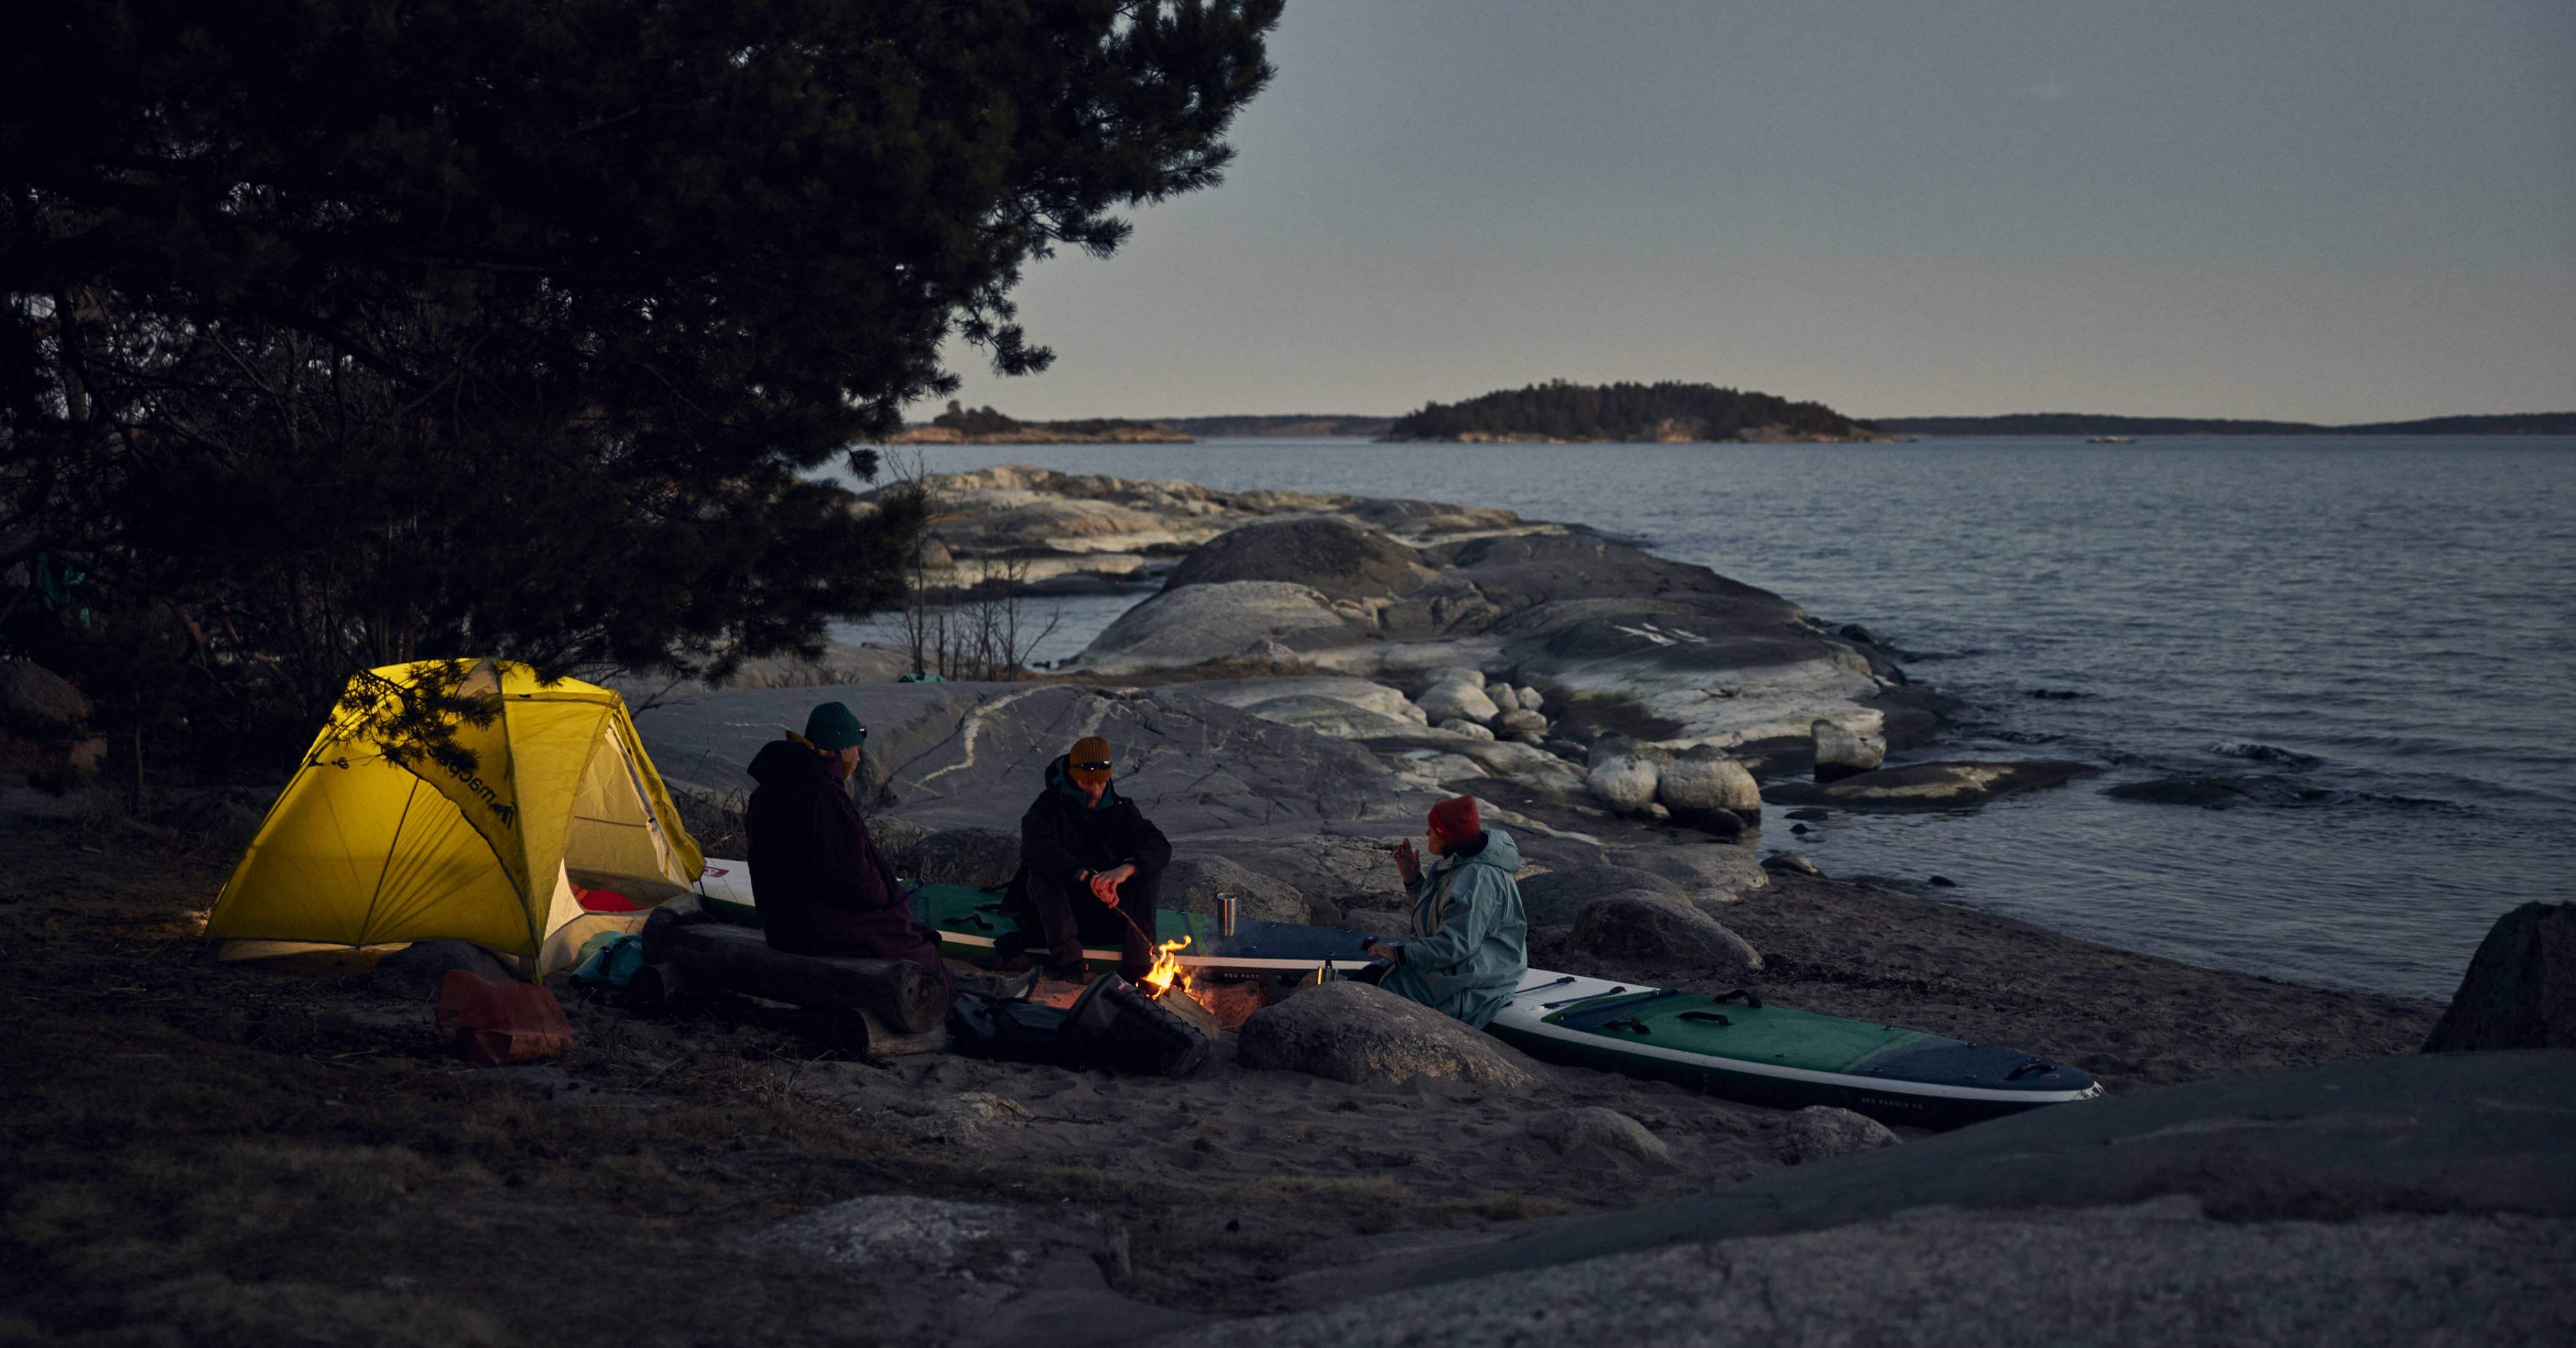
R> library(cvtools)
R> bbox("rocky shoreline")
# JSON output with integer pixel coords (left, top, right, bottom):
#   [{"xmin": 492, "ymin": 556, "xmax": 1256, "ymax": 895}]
[{"xmin": 7, "ymin": 465, "xmax": 2564, "ymax": 1346}]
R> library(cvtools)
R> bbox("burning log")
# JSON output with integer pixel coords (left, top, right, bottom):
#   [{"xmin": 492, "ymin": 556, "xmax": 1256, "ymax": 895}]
[{"xmin": 642, "ymin": 914, "xmax": 949, "ymax": 1034}]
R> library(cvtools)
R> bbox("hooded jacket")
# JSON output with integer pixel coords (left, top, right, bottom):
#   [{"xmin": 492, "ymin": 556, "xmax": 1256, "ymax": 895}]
[
  {"xmin": 1379, "ymin": 827, "xmax": 1529, "ymax": 1028},
  {"xmin": 1009, "ymin": 755, "xmax": 1173, "ymax": 902},
  {"xmin": 743, "ymin": 738, "xmax": 946, "ymax": 975}
]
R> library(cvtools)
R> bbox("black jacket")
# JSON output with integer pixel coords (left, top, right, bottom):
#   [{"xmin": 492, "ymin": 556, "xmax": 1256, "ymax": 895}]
[{"xmin": 1009, "ymin": 756, "xmax": 1171, "ymax": 902}]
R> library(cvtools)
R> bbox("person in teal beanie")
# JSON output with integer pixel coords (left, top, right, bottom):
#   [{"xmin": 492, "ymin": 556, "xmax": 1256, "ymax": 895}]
[{"xmin": 1363, "ymin": 795, "xmax": 1529, "ymax": 1028}]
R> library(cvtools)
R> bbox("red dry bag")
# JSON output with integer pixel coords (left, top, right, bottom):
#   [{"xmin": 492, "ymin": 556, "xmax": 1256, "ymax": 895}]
[{"xmin": 434, "ymin": 968, "xmax": 573, "ymax": 1066}]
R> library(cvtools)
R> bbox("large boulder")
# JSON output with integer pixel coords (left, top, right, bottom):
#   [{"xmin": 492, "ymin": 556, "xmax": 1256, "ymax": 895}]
[
  {"xmin": 1236, "ymin": 979, "xmax": 1536, "ymax": 1087},
  {"xmin": 1076, "ymin": 581, "xmax": 1358, "ymax": 674},
  {"xmin": 1778, "ymin": 1106, "xmax": 1901, "ymax": 1165},
  {"xmin": 1655, "ymin": 745, "xmax": 1760, "ymax": 815},
  {"xmin": 1416, "ymin": 680, "xmax": 1498, "ymax": 725},
  {"xmin": 1162, "ymin": 517, "xmax": 1428, "ymax": 602},
  {"xmin": 1607, "ymin": 844, "xmax": 1769, "ymax": 902},
  {"xmin": 1160, "ymin": 854, "xmax": 1312, "ymax": 924},
  {"xmin": 2422, "ymin": 902, "xmax": 2576, "ymax": 1053},
  {"xmin": 1514, "ymin": 686, "xmax": 1545, "ymax": 714},
  {"xmin": 0, "ymin": 661, "xmax": 90, "ymax": 733},
  {"xmin": 897, "ymin": 827, "xmax": 1022, "ymax": 888},
  {"xmin": 1517, "ymin": 867, "xmax": 1686, "ymax": 926},
  {"xmin": 1495, "ymin": 709, "xmax": 1549, "ymax": 744},
  {"xmin": 1586, "ymin": 754, "xmax": 1660, "ymax": 811},
  {"xmin": 1811, "ymin": 717, "xmax": 1886, "ymax": 783},
  {"xmin": 1570, "ymin": 892, "xmax": 1762, "ymax": 976},
  {"xmin": 1435, "ymin": 718, "xmax": 1495, "ymax": 741}
]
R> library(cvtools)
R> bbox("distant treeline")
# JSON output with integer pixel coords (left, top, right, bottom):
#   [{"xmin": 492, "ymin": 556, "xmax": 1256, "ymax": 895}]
[
  {"xmin": 1384, "ymin": 380, "xmax": 1882, "ymax": 442},
  {"xmin": 1873, "ymin": 412, "xmax": 2576, "ymax": 437},
  {"xmin": 1149, "ymin": 413, "xmax": 1395, "ymax": 438},
  {"xmin": 925, "ymin": 404, "xmax": 1170, "ymax": 437}
]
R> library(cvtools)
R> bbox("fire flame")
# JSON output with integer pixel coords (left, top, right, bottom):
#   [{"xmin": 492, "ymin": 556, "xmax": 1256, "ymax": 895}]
[{"xmin": 1138, "ymin": 935, "xmax": 1192, "ymax": 999}]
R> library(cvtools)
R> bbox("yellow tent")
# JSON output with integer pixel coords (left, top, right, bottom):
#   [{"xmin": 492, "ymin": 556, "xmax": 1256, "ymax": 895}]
[{"xmin": 206, "ymin": 659, "xmax": 705, "ymax": 975}]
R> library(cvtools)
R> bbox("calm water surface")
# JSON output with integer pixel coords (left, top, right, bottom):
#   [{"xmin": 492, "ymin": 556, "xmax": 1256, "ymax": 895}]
[{"xmin": 838, "ymin": 438, "xmax": 2576, "ymax": 999}]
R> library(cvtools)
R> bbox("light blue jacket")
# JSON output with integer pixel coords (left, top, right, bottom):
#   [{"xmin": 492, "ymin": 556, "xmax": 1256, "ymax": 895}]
[{"xmin": 1379, "ymin": 828, "xmax": 1530, "ymax": 1028}]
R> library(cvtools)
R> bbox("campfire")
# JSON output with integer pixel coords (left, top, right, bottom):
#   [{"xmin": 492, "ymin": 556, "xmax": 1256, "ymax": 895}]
[{"xmin": 1138, "ymin": 934, "xmax": 1192, "ymax": 1000}]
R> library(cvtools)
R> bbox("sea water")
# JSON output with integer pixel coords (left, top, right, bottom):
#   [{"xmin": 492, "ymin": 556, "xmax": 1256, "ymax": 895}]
[{"xmin": 835, "ymin": 437, "xmax": 2576, "ymax": 999}]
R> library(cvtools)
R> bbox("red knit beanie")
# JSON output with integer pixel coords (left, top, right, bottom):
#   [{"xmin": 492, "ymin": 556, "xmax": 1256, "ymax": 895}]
[{"xmin": 1427, "ymin": 795, "xmax": 1481, "ymax": 844}]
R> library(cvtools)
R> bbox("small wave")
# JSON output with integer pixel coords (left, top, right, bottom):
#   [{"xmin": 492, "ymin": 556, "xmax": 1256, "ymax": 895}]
[
  {"xmin": 2353, "ymin": 792, "xmax": 2474, "ymax": 816},
  {"xmin": 2208, "ymin": 740, "xmax": 2319, "ymax": 768}
]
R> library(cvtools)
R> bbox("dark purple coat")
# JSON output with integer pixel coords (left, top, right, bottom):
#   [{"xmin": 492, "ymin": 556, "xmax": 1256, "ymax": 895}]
[{"xmin": 743, "ymin": 739, "xmax": 948, "ymax": 984}]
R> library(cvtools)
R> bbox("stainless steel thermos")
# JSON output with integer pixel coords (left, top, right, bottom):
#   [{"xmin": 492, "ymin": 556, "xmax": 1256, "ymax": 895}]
[{"xmin": 1217, "ymin": 891, "xmax": 1238, "ymax": 936}]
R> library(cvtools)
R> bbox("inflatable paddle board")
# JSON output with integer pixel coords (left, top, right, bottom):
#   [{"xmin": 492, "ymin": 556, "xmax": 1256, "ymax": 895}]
[
  {"xmin": 692, "ymin": 860, "xmax": 1378, "ymax": 975},
  {"xmin": 1487, "ymin": 971, "xmax": 2101, "ymax": 1129}
]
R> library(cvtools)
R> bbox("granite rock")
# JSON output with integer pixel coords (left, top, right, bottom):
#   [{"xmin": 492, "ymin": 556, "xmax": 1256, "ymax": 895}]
[{"xmin": 1236, "ymin": 979, "xmax": 1536, "ymax": 1087}]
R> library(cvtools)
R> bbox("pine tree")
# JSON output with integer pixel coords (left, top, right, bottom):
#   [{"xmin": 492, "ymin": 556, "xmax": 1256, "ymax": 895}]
[{"xmin": 0, "ymin": 0, "xmax": 1281, "ymax": 756}]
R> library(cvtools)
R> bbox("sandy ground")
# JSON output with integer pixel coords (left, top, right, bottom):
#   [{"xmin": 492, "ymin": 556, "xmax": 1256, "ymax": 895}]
[{"xmin": 0, "ymin": 814, "xmax": 2444, "ymax": 1347}]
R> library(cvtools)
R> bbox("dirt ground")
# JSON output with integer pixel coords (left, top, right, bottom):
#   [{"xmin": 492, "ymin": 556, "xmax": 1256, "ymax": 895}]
[{"xmin": 0, "ymin": 811, "xmax": 2445, "ymax": 1348}]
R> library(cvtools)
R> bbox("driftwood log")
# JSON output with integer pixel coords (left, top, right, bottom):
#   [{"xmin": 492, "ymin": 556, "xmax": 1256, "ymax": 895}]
[{"xmin": 642, "ymin": 916, "xmax": 949, "ymax": 1035}]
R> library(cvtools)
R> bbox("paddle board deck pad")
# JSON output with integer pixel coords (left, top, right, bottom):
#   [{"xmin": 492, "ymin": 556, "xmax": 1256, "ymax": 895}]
[
  {"xmin": 693, "ymin": 860, "xmax": 1378, "ymax": 975},
  {"xmin": 1487, "ymin": 971, "xmax": 2101, "ymax": 1129}
]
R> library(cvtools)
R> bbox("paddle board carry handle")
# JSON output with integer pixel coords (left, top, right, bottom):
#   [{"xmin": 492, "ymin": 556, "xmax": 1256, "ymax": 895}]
[
  {"xmin": 2007, "ymin": 1059, "xmax": 2061, "ymax": 1080},
  {"xmin": 1679, "ymin": 1011, "xmax": 1733, "ymax": 1027},
  {"xmin": 1549, "ymin": 987, "xmax": 1683, "ymax": 1030},
  {"xmin": 1709, "ymin": 987, "xmax": 1763, "ymax": 1009}
]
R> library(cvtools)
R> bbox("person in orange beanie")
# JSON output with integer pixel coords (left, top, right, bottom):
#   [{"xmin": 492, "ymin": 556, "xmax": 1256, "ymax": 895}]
[
  {"xmin": 1002, "ymin": 735, "xmax": 1171, "ymax": 982},
  {"xmin": 1363, "ymin": 794, "xmax": 1528, "ymax": 1027}
]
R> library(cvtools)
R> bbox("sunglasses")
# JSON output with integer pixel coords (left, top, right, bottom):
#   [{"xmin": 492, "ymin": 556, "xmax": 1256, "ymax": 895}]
[{"xmin": 1073, "ymin": 759, "xmax": 1113, "ymax": 772}]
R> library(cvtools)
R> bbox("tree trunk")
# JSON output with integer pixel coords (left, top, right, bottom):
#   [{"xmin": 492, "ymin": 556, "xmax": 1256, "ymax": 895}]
[{"xmin": 645, "ymin": 917, "xmax": 949, "ymax": 1033}]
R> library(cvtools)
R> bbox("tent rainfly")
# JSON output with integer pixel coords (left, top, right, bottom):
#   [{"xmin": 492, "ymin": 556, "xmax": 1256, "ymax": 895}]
[{"xmin": 205, "ymin": 659, "xmax": 705, "ymax": 975}]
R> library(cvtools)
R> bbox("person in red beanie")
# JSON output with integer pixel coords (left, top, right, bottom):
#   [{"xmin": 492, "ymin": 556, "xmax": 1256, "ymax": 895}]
[{"xmin": 1363, "ymin": 794, "xmax": 1528, "ymax": 1027}]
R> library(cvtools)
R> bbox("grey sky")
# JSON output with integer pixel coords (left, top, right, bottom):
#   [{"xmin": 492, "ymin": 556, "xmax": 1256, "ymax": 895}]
[{"xmin": 927, "ymin": 0, "xmax": 2575, "ymax": 423}]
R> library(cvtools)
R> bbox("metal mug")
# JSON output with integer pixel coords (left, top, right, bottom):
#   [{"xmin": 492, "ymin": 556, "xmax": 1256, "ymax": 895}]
[{"xmin": 1217, "ymin": 891, "xmax": 1238, "ymax": 937}]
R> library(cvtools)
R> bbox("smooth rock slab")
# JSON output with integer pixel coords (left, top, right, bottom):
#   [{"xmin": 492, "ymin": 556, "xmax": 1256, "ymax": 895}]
[
  {"xmin": 1162, "ymin": 854, "xmax": 1313, "ymax": 924},
  {"xmin": 1570, "ymin": 892, "xmax": 1763, "ymax": 976},
  {"xmin": 1779, "ymin": 1106, "xmax": 1901, "ymax": 1165},
  {"xmin": 635, "ymin": 682, "xmax": 1429, "ymax": 838},
  {"xmin": 1207, "ymin": 1204, "xmax": 2576, "ymax": 1348},
  {"xmin": 1078, "ymin": 581, "xmax": 1359, "ymax": 674},
  {"xmin": 1235, "ymin": 979, "xmax": 1536, "ymax": 1087},
  {"xmin": 1610, "ymin": 844, "xmax": 1769, "ymax": 900},
  {"xmin": 1162, "ymin": 516, "xmax": 1430, "ymax": 602},
  {"xmin": 1517, "ymin": 866, "xmax": 1687, "ymax": 926},
  {"xmin": 2422, "ymin": 901, "xmax": 2576, "ymax": 1052},
  {"xmin": 900, "ymin": 827, "xmax": 1023, "ymax": 888},
  {"xmin": 1773, "ymin": 760, "xmax": 2096, "ymax": 810}
]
